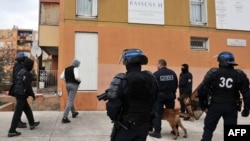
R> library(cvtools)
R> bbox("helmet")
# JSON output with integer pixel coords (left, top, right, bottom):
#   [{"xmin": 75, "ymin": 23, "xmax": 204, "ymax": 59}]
[
  {"xmin": 15, "ymin": 52, "xmax": 27, "ymax": 62},
  {"xmin": 121, "ymin": 48, "xmax": 148, "ymax": 66},
  {"xmin": 217, "ymin": 51, "xmax": 238, "ymax": 66}
]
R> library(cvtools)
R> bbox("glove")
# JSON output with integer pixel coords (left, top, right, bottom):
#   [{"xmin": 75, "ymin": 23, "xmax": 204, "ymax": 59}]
[{"xmin": 241, "ymin": 107, "xmax": 249, "ymax": 117}]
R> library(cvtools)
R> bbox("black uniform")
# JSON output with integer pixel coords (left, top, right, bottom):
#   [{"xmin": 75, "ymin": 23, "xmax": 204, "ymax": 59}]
[
  {"xmin": 106, "ymin": 65, "xmax": 159, "ymax": 141},
  {"xmin": 198, "ymin": 66, "xmax": 250, "ymax": 141},
  {"xmin": 179, "ymin": 68, "xmax": 193, "ymax": 113},
  {"xmin": 151, "ymin": 66, "xmax": 178, "ymax": 133}
]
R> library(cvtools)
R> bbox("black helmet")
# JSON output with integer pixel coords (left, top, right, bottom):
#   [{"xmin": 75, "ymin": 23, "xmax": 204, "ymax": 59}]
[
  {"xmin": 121, "ymin": 48, "xmax": 148, "ymax": 66},
  {"xmin": 217, "ymin": 51, "xmax": 238, "ymax": 66}
]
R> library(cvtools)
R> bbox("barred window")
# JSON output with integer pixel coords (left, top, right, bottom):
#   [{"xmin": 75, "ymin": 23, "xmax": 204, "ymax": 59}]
[{"xmin": 190, "ymin": 37, "xmax": 209, "ymax": 51}]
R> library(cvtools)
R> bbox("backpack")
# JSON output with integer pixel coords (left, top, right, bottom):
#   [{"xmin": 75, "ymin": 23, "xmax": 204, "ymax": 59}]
[{"xmin": 13, "ymin": 69, "xmax": 27, "ymax": 97}]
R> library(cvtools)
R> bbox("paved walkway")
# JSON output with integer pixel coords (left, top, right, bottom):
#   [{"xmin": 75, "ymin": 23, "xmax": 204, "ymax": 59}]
[{"xmin": 0, "ymin": 111, "xmax": 249, "ymax": 141}]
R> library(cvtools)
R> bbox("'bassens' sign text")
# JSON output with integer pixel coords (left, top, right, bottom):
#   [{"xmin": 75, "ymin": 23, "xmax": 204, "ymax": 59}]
[{"xmin": 128, "ymin": 0, "xmax": 164, "ymax": 25}]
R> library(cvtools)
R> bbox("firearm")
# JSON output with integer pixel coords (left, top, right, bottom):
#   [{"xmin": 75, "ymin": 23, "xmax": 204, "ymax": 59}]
[{"xmin": 97, "ymin": 89, "xmax": 109, "ymax": 101}]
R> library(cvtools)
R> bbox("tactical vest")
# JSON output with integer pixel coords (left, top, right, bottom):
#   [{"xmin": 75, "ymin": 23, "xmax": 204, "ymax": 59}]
[
  {"xmin": 122, "ymin": 71, "xmax": 155, "ymax": 124},
  {"xmin": 210, "ymin": 68, "xmax": 240, "ymax": 104}
]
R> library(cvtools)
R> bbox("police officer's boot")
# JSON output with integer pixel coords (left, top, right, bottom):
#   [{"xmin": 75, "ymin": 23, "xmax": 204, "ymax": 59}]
[{"xmin": 149, "ymin": 131, "xmax": 161, "ymax": 138}]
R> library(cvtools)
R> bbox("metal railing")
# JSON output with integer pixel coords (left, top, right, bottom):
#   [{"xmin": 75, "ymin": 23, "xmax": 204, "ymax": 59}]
[{"xmin": 38, "ymin": 70, "xmax": 58, "ymax": 88}]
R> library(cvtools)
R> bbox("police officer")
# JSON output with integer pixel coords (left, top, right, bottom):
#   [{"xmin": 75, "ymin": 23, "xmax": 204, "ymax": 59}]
[
  {"xmin": 178, "ymin": 63, "xmax": 193, "ymax": 120},
  {"xmin": 198, "ymin": 51, "xmax": 250, "ymax": 141},
  {"xmin": 149, "ymin": 59, "xmax": 178, "ymax": 138},
  {"xmin": 105, "ymin": 49, "xmax": 159, "ymax": 141}
]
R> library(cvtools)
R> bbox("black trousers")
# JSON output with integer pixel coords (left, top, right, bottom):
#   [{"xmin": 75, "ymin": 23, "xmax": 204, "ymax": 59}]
[
  {"xmin": 152, "ymin": 93, "xmax": 175, "ymax": 133},
  {"xmin": 113, "ymin": 123, "xmax": 150, "ymax": 141},
  {"xmin": 14, "ymin": 104, "xmax": 24, "ymax": 123},
  {"xmin": 9, "ymin": 98, "xmax": 35, "ymax": 132},
  {"xmin": 179, "ymin": 93, "xmax": 190, "ymax": 113},
  {"xmin": 201, "ymin": 103, "xmax": 238, "ymax": 141}
]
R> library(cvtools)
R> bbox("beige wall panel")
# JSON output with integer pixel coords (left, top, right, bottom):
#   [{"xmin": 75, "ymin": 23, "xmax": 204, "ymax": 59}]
[
  {"xmin": 98, "ymin": 0, "xmax": 128, "ymax": 22},
  {"xmin": 207, "ymin": 0, "xmax": 216, "ymax": 27},
  {"xmin": 165, "ymin": 0, "xmax": 190, "ymax": 25},
  {"xmin": 39, "ymin": 25, "xmax": 59, "ymax": 46}
]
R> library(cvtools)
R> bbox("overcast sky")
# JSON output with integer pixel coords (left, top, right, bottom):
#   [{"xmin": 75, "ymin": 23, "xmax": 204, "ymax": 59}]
[{"xmin": 0, "ymin": 0, "xmax": 39, "ymax": 30}]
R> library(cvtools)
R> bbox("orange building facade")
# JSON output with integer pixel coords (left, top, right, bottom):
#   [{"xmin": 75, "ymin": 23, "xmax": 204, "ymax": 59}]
[{"xmin": 52, "ymin": 0, "xmax": 250, "ymax": 111}]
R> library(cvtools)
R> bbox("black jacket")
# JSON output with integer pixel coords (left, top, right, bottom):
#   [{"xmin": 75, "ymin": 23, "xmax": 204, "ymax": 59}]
[
  {"xmin": 12, "ymin": 62, "xmax": 25, "ymax": 83},
  {"xmin": 179, "ymin": 71, "xmax": 193, "ymax": 96},
  {"xmin": 198, "ymin": 67, "xmax": 250, "ymax": 110},
  {"xmin": 14, "ymin": 58, "xmax": 35, "ymax": 99},
  {"xmin": 154, "ymin": 67, "xmax": 178, "ymax": 95},
  {"xmin": 106, "ymin": 65, "xmax": 159, "ymax": 123}
]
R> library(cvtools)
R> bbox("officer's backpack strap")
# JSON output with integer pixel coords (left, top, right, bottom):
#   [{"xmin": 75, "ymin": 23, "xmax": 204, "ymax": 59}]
[{"xmin": 107, "ymin": 73, "xmax": 126, "ymax": 100}]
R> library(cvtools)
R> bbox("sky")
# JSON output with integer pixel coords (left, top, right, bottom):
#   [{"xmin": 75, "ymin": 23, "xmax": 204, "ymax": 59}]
[{"xmin": 0, "ymin": 0, "xmax": 39, "ymax": 30}]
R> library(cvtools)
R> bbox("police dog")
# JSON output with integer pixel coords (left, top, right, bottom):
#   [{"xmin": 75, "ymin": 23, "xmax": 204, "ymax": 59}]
[
  {"xmin": 179, "ymin": 93, "xmax": 204, "ymax": 121},
  {"xmin": 162, "ymin": 108, "xmax": 187, "ymax": 140},
  {"xmin": 180, "ymin": 97, "xmax": 195, "ymax": 122}
]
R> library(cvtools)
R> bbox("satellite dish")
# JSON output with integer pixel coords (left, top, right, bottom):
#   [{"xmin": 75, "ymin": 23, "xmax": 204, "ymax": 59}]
[
  {"xmin": 32, "ymin": 41, "xmax": 38, "ymax": 47},
  {"xmin": 31, "ymin": 46, "xmax": 42, "ymax": 58}
]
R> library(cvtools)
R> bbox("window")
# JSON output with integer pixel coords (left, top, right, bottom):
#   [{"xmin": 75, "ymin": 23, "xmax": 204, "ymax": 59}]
[
  {"xmin": 75, "ymin": 32, "xmax": 98, "ymax": 91},
  {"xmin": 76, "ymin": 0, "xmax": 98, "ymax": 18},
  {"xmin": 190, "ymin": 0, "xmax": 207, "ymax": 25},
  {"xmin": 190, "ymin": 37, "xmax": 209, "ymax": 51}
]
